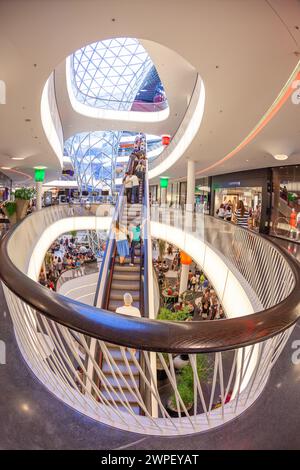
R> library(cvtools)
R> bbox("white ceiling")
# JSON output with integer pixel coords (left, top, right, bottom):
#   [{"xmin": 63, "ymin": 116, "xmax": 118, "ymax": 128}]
[
  {"xmin": 0, "ymin": 0, "xmax": 299, "ymax": 184},
  {"xmin": 55, "ymin": 40, "xmax": 197, "ymax": 140}
]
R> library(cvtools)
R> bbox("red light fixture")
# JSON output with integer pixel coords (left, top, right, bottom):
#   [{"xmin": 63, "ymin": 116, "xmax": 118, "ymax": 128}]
[{"xmin": 162, "ymin": 135, "xmax": 171, "ymax": 146}]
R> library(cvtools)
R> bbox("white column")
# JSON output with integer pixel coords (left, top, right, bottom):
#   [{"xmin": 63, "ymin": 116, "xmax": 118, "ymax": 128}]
[
  {"xmin": 179, "ymin": 264, "xmax": 189, "ymax": 294},
  {"xmin": 179, "ymin": 160, "xmax": 195, "ymax": 294},
  {"xmin": 160, "ymin": 187, "xmax": 167, "ymax": 206},
  {"xmin": 186, "ymin": 159, "xmax": 195, "ymax": 227},
  {"xmin": 187, "ymin": 160, "xmax": 195, "ymax": 205},
  {"xmin": 36, "ymin": 181, "xmax": 43, "ymax": 211}
]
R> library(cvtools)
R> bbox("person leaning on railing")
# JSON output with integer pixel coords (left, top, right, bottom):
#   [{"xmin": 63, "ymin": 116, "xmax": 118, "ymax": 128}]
[{"xmin": 233, "ymin": 200, "xmax": 250, "ymax": 228}]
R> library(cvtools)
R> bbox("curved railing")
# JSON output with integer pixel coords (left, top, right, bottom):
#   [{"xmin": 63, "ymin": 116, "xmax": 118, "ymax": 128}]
[{"xmin": 0, "ymin": 206, "xmax": 299, "ymax": 435}]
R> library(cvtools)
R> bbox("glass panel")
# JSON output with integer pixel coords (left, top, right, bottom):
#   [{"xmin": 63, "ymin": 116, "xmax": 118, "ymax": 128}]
[{"xmin": 70, "ymin": 38, "xmax": 168, "ymax": 112}]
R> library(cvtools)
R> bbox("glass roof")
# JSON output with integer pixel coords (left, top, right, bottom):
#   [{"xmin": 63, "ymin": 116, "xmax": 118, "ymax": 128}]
[
  {"xmin": 64, "ymin": 131, "xmax": 164, "ymax": 193},
  {"xmin": 70, "ymin": 37, "xmax": 167, "ymax": 111}
]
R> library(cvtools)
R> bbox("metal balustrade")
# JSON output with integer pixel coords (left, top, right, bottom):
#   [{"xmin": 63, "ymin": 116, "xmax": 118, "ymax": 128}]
[{"xmin": 0, "ymin": 205, "xmax": 299, "ymax": 435}]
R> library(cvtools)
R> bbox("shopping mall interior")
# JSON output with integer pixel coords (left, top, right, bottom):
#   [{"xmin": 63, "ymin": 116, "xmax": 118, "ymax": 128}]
[{"xmin": 1, "ymin": 0, "xmax": 300, "ymax": 453}]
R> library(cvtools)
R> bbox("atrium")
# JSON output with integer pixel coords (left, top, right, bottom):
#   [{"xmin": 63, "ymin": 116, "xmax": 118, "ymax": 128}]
[{"xmin": 0, "ymin": 0, "xmax": 300, "ymax": 456}]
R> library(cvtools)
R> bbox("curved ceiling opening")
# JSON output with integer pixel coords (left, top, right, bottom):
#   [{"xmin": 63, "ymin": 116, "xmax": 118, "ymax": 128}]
[
  {"xmin": 69, "ymin": 37, "xmax": 168, "ymax": 116},
  {"xmin": 64, "ymin": 131, "xmax": 164, "ymax": 192}
]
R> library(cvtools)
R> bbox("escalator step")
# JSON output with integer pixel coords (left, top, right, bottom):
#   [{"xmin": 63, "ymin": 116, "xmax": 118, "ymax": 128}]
[
  {"xmin": 114, "ymin": 265, "xmax": 140, "ymax": 272},
  {"xmin": 113, "ymin": 273, "xmax": 140, "ymax": 281}
]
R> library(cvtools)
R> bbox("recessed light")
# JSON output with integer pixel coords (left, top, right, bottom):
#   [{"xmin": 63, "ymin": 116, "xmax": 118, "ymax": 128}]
[
  {"xmin": 1, "ymin": 166, "xmax": 11, "ymax": 170},
  {"xmin": 274, "ymin": 154, "xmax": 289, "ymax": 161},
  {"xmin": 11, "ymin": 157, "xmax": 25, "ymax": 160}
]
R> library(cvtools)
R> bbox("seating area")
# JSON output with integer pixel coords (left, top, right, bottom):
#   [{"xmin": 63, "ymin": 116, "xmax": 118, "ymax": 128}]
[{"xmin": 153, "ymin": 239, "xmax": 225, "ymax": 321}]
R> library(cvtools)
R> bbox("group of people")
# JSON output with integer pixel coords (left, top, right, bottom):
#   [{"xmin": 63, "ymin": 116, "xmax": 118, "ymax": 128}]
[
  {"xmin": 185, "ymin": 268, "xmax": 224, "ymax": 320},
  {"xmin": 217, "ymin": 200, "xmax": 261, "ymax": 229},
  {"xmin": 153, "ymin": 239, "xmax": 225, "ymax": 321},
  {"xmin": 39, "ymin": 235, "xmax": 96, "ymax": 291},
  {"xmin": 113, "ymin": 220, "xmax": 141, "ymax": 266},
  {"xmin": 194, "ymin": 285, "xmax": 225, "ymax": 320},
  {"xmin": 123, "ymin": 152, "xmax": 146, "ymax": 204},
  {"xmin": 216, "ymin": 201, "xmax": 233, "ymax": 221}
]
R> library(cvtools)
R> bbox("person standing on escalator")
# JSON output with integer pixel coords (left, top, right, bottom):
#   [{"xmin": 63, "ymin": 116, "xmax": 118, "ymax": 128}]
[
  {"xmin": 129, "ymin": 223, "xmax": 141, "ymax": 267},
  {"xmin": 123, "ymin": 172, "xmax": 133, "ymax": 204},
  {"xmin": 113, "ymin": 221, "xmax": 129, "ymax": 265},
  {"xmin": 131, "ymin": 173, "xmax": 140, "ymax": 204}
]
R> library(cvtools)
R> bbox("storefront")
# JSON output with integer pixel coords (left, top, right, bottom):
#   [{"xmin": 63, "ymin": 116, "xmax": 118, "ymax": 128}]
[
  {"xmin": 211, "ymin": 168, "xmax": 272, "ymax": 233},
  {"xmin": 195, "ymin": 177, "xmax": 211, "ymax": 214},
  {"xmin": 271, "ymin": 165, "xmax": 300, "ymax": 241}
]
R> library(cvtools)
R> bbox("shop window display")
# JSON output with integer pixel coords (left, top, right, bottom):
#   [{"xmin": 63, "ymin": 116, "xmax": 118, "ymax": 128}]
[
  {"xmin": 214, "ymin": 185, "xmax": 262, "ymax": 231},
  {"xmin": 271, "ymin": 165, "xmax": 300, "ymax": 241}
]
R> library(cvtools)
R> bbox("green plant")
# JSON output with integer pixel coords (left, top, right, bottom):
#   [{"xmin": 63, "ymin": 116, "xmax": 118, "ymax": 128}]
[
  {"xmin": 3, "ymin": 201, "xmax": 16, "ymax": 216},
  {"xmin": 14, "ymin": 187, "xmax": 35, "ymax": 200},
  {"xmin": 171, "ymin": 380, "xmax": 194, "ymax": 408},
  {"xmin": 157, "ymin": 307, "xmax": 174, "ymax": 321},
  {"xmin": 170, "ymin": 355, "xmax": 210, "ymax": 410},
  {"xmin": 157, "ymin": 306, "xmax": 192, "ymax": 322}
]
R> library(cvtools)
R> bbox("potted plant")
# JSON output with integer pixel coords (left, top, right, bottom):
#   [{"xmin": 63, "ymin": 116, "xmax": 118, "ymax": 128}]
[
  {"xmin": 157, "ymin": 307, "xmax": 191, "ymax": 322},
  {"xmin": 167, "ymin": 355, "xmax": 210, "ymax": 416},
  {"xmin": 2, "ymin": 201, "xmax": 17, "ymax": 225},
  {"xmin": 156, "ymin": 307, "xmax": 192, "ymax": 380},
  {"xmin": 167, "ymin": 379, "xmax": 194, "ymax": 416},
  {"xmin": 14, "ymin": 187, "xmax": 35, "ymax": 221}
]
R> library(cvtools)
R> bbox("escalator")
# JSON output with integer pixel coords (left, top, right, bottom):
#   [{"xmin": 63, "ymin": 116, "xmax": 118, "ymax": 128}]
[{"xmin": 94, "ymin": 141, "xmax": 149, "ymax": 415}]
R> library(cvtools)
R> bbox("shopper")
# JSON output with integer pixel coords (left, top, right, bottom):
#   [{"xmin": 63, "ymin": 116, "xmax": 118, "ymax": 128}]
[
  {"xmin": 224, "ymin": 204, "xmax": 232, "ymax": 221},
  {"xmin": 190, "ymin": 274, "xmax": 197, "ymax": 291},
  {"xmin": 135, "ymin": 160, "xmax": 145, "ymax": 182},
  {"xmin": 216, "ymin": 204, "xmax": 225, "ymax": 219},
  {"xmin": 234, "ymin": 200, "xmax": 250, "ymax": 228},
  {"xmin": 57, "ymin": 257, "xmax": 63, "ymax": 274},
  {"xmin": 253, "ymin": 204, "xmax": 261, "ymax": 228},
  {"xmin": 129, "ymin": 223, "xmax": 141, "ymax": 266},
  {"xmin": 116, "ymin": 293, "xmax": 141, "ymax": 318},
  {"xmin": 123, "ymin": 172, "xmax": 133, "ymax": 204},
  {"xmin": 113, "ymin": 220, "xmax": 129, "ymax": 265},
  {"xmin": 131, "ymin": 172, "xmax": 140, "ymax": 204}
]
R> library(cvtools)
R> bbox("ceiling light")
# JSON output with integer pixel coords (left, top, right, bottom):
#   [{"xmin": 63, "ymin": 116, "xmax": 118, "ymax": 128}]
[
  {"xmin": 274, "ymin": 154, "xmax": 289, "ymax": 161},
  {"xmin": 1, "ymin": 166, "xmax": 11, "ymax": 170},
  {"xmin": 11, "ymin": 157, "xmax": 25, "ymax": 161}
]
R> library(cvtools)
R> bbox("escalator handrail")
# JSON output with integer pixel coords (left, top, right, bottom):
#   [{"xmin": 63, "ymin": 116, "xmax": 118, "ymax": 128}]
[
  {"xmin": 93, "ymin": 155, "xmax": 135, "ymax": 308},
  {"xmin": 1, "ymin": 204, "xmax": 300, "ymax": 353}
]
